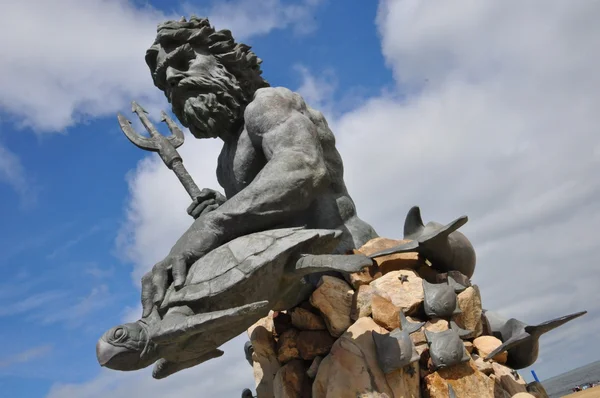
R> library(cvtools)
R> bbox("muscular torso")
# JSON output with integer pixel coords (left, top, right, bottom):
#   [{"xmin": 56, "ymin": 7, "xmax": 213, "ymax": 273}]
[{"xmin": 216, "ymin": 87, "xmax": 378, "ymax": 253}]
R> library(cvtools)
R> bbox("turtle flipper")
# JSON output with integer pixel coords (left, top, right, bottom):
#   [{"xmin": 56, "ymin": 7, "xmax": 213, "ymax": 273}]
[
  {"xmin": 152, "ymin": 349, "xmax": 224, "ymax": 379},
  {"xmin": 484, "ymin": 330, "xmax": 530, "ymax": 361},
  {"xmin": 152, "ymin": 301, "xmax": 270, "ymax": 343},
  {"xmin": 294, "ymin": 253, "xmax": 373, "ymax": 277}
]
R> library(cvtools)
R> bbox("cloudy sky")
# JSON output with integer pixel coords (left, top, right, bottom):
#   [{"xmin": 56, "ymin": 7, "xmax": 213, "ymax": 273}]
[{"xmin": 1, "ymin": 0, "xmax": 599, "ymax": 396}]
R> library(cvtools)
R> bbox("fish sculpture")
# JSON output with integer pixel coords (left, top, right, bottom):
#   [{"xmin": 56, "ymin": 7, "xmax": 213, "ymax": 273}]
[
  {"xmin": 369, "ymin": 206, "xmax": 476, "ymax": 278},
  {"xmin": 424, "ymin": 329, "xmax": 470, "ymax": 370},
  {"xmin": 423, "ymin": 279, "xmax": 462, "ymax": 319},
  {"xmin": 372, "ymin": 312, "xmax": 425, "ymax": 373},
  {"xmin": 483, "ymin": 310, "xmax": 587, "ymax": 369}
]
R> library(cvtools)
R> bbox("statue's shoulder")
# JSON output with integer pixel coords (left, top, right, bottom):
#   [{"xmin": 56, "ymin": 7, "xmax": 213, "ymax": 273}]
[{"xmin": 245, "ymin": 87, "xmax": 308, "ymax": 128}]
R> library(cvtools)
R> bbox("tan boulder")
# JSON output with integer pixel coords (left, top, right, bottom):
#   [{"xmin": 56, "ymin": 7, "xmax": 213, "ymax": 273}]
[
  {"xmin": 296, "ymin": 331, "xmax": 335, "ymax": 361},
  {"xmin": 411, "ymin": 318, "xmax": 448, "ymax": 346},
  {"xmin": 452, "ymin": 285, "xmax": 483, "ymax": 337},
  {"xmin": 512, "ymin": 394, "xmax": 536, "ymax": 398},
  {"xmin": 247, "ymin": 314, "xmax": 280, "ymax": 398},
  {"xmin": 473, "ymin": 336, "xmax": 508, "ymax": 364},
  {"xmin": 310, "ymin": 276, "xmax": 354, "ymax": 337},
  {"xmin": 277, "ymin": 329, "xmax": 300, "ymax": 364},
  {"xmin": 290, "ymin": 307, "xmax": 327, "ymax": 331},
  {"xmin": 357, "ymin": 237, "xmax": 424, "ymax": 273},
  {"xmin": 371, "ymin": 294, "xmax": 400, "ymax": 330},
  {"xmin": 273, "ymin": 359, "xmax": 311, "ymax": 398},
  {"xmin": 491, "ymin": 362, "xmax": 527, "ymax": 395},
  {"xmin": 472, "ymin": 355, "xmax": 494, "ymax": 375},
  {"xmin": 248, "ymin": 311, "xmax": 275, "ymax": 336},
  {"xmin": 370, "ymin": 270, "xmax": 424, "ymax": 315},
  {"xmin": 464, "ymin": 341, "xmax": 474, "ymax": 354},
  {"xmin": 423, "ymin": 360, "xmax": 495, "ymax": 398},
  {"xmin": 351, "ymin": 284, "xmax": 374, "ymax": 321},
  {"xmin": 312, "ymin": 317, "xmax": 420, "ymax": 398}
]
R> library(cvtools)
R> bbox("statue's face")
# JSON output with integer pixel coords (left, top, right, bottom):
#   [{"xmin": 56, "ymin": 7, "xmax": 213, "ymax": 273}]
[
  {"xmin": 154, "ymin": 44, "xmax": 245, "ymax": 140},
  {"xmin": 96, "ymin": 321, "xmax": 157, "ymax": 371}
]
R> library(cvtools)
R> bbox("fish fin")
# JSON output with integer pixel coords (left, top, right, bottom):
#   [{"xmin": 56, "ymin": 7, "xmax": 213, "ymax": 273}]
[
  {"xmin": 484, "ymin": 330, "xmax": 530, "ymax": 360},
  {"xmin": 453, "ymin": 299, "xmax": 462, "ymax": 315},
  {"xmin": 450, "ymin": 320, "xmax": 474, "ymax": 339},
  {"xmin": 448, "ymin": 384, "xmax": 457, "ymax": 398},
  {"xmin": 294, "ymin": 253, "xmax": 373, "ymax": 277},
  {"xmin": 403, "ymin": 206, "xmax": 426, "ymax": 240},
  {"xmin": 447, "ymin": 272, "xmax": 471, "ymax": 293},
  {"xmin": 152, "ymin": 349, "xmax": 223, "ymax": 379},
  {"xmin": 416, "ymin": 215, "xmax": 468, "ymax": 244},
  {"xmin": 525, "ymin": 310, "xmax": 587, "ymax": 336},
  {"xmin": 367, "ymin": 239, "xmax": 420, "ymax": 259},
  {"xmin": 400, "ymin": 311, "xmax": 425, "ymax": 334}
]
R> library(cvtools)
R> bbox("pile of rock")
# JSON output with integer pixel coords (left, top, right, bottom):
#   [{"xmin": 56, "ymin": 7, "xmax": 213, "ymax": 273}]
[{"xmin": 245, "ymin": 237, "xmax": 546, "ymax": 398}]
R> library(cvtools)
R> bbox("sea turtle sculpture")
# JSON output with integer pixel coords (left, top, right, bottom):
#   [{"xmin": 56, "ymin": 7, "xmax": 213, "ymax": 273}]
[
  {"xmin": 369, "ymin": 206, "xmax": 476, "ymax": 278},
  {"xmin": 96, "ymin": 227, "xmax": 373, "ymax": 379}
]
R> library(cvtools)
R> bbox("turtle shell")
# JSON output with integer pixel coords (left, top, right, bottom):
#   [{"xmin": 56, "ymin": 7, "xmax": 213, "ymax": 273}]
[{"xmin": 160, "ymin": 227, "xmax": 341, "ymax": 313}]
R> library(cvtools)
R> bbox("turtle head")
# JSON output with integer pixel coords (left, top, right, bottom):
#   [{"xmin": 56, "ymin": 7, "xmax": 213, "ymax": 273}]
[{"xmin": 96, "ymin": 320, "xmax": 158, "ymax": 371}]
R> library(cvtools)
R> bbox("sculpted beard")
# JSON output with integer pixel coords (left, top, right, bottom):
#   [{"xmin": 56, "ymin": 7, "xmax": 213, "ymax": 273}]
[{"xmin": 171, "ymin": 66, "xmax": 246, "ymax": 139}]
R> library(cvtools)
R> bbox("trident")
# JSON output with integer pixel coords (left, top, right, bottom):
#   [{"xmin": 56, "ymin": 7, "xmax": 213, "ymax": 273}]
[{"xmin": 117, "ymin": 101, "xmax": 201, "ymax": 200}]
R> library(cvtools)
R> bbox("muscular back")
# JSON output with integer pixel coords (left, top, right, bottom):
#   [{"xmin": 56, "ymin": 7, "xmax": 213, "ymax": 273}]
[{"xmin": 216, "ymin": 87, "xmax": 377, "ymax": 253}]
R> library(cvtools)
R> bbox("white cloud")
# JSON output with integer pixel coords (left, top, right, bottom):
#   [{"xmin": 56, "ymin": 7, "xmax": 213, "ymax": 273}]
[
  {"xmin": 0, "ymin": 143, "xmax": 37, "ymax": 206},
  {"xmin": 330, "ymin": 0, "xmax": 600, "ymax": 380},
  {"xmin": 44, "ymin": 0, "xmax": 600, "ymax": 396},
  {"xmin": 0, "ymin": 0, "xmax": 324, "ymax": 133},
  {"xmin": 0, "ymin": 0, "xmax": 172, "ymax": 133},
  {"xmin": 0, "ymin": 345, "xmax": 53, "ymax": 368},
  {"xmin": 46, "ymin": 335, "xmax": 254, "ymax": 398},
  {"xmin": 188, "ymin": 0, "xmax": 324, "ymax": 39}
]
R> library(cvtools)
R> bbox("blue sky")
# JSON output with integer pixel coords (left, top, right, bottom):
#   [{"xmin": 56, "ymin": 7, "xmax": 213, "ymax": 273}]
[{"xmin": 1, "ymin": 1, "xmax": 600, "ymax": 397}]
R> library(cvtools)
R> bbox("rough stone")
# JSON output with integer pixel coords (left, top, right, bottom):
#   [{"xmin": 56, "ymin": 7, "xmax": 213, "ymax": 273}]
[
  {"xmin": 290, "ymin": 307, "xmax": 327, "ymax": 331},
  {"xmin": 512, "ymin": 394, "xmax": 536, "ymax": 398},
  {"xmin": 411, "ymin": 318, "xmax": 449, "ymax": 347},
  {"xmin": 371, "ymin": 294, "xmax": 400, "ymax": 330},
  {"xmin": 273, "ymin": 359, "xmax": 310, "ymax": 398},
  {"xmin": 273, "ymin": 311, "xmax": 293, "ymax": 337},
  {"xmin": 277, "ymin": 329, "xmax": 300, "ymax": 364},
  {"xmin": 297, "ymin": 331, "xmax": 335, "ymax": 361},
  {"xmin": 464, "ymin": 341, "xmax": 474, "ymax": 354},
  {"xmin": 452, "ymin": 285, "xmax": 483, "ymax": 337},
  {"xmin": 347, "ymin": 250, "xmax": 381, "ymax": 288},
  {"xmin": 473, "ymin": 336, "xmax": 508, "ymax": 364},
  {"xmin": 472, "ymin": 355, "xmax": 494, "ymax": 375},
  {"xmin": 310, "ymin": 276, "xmax": 354, "ymax": 337},
  {"xmin": 492, "ymin": 362, "xmax": 528, "ymax": 395},
  {"xmin": 370, "ymin": 270, "xmax": 424, "ymax": 315},
  {"xmin": 350, "ymin": 284, "xmax": 374, "ymax": 321},
  {"xmin": 357, "ymin": 237, "xmax": 424, "ymax": 273},
  {"xmin": 248, "ymin": 315, "xmax": 280, "ymax": 398},
  {"xmin": 423, "ymin": 359, "xmax": 495, "ymax": 398},
  {"xmin": 312, "ymin": 317, "xmax": 420, "ymax": 398},
  {"xmin": 306, "ymin": 356, "xmax": 323, "ymax": 379}
]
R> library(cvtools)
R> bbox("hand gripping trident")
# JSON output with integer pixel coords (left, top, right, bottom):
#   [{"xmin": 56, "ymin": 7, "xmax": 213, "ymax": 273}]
[{"xmin": 118, "ymin": 101, "xmax": 202, "ymax": 200}]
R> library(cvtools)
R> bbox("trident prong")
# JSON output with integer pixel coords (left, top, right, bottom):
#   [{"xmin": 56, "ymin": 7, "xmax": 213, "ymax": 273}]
[{"xmin": 117, "ymin": 101, "xmax": 202, "ymax": 200}]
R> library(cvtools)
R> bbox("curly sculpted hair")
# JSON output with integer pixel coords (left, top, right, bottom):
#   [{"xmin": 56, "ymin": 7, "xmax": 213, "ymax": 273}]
[{"xmin": 145, "ymin": 16, "xmax": 270, "ymax": 100}]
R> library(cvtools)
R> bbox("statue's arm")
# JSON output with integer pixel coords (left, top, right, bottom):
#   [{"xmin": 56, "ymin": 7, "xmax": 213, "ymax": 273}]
[{"xmin": 174, "ymin": 87, "xmax": 329, "ymax": 252}]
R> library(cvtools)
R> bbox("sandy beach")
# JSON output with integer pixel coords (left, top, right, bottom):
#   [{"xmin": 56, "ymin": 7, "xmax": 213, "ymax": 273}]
[{"xmin": 563, "ymin": 385, "xmax": 600, "ymax": 397}]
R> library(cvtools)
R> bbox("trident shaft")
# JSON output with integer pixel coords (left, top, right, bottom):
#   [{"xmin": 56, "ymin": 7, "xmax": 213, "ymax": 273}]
[{"xmin": 117, "ymin": 101, "xmax": 202, "ymax": 200}]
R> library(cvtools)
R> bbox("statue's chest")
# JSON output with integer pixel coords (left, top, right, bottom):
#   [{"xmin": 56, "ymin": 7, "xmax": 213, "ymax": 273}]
[{"xmin": 217, "ymin": 129, "xmax": 266, "ymax": 197}]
